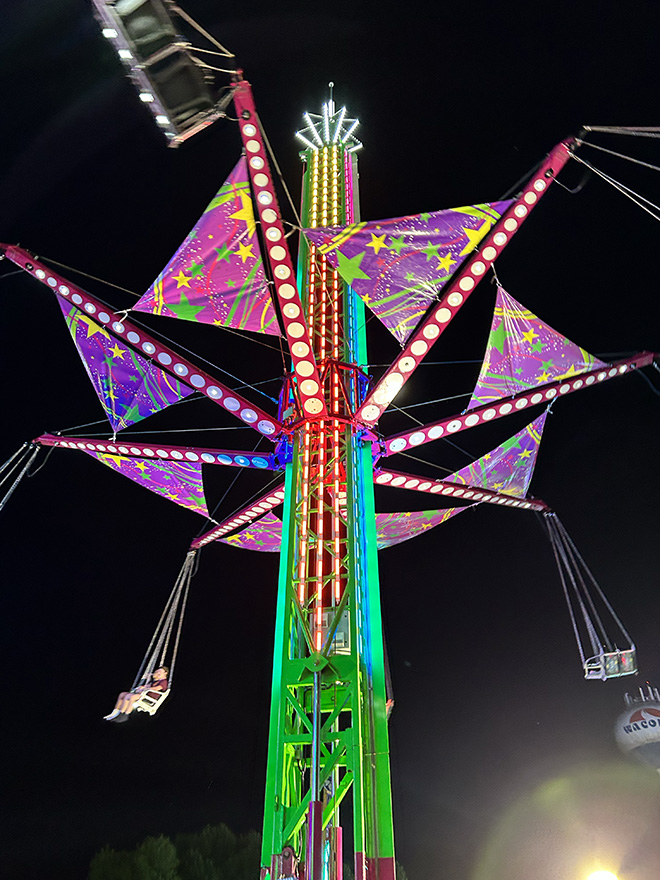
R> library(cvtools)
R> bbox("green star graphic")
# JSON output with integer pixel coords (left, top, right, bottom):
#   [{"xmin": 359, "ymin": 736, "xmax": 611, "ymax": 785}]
[
  {"xmin": 405, "ymin": 272, "xmax": 415, "ymax": 282},
  {"xmin": 123, "ymin": 403, "xmax": 142, "ymax": 422},
  {"xmin": 541, "ymin": 359, "xmax": 555, "ymax": 371},
  {"xmin": 423, "ymin": 242, "xmax": 440, "ymax": 261},
  {"xmin": 514, "ymin": 367, "xmax": 524, "ymax": 375},
  {"xmin": 530, "ymin": 341, "xmax": 544, "ymax": 354},
  {"xmin": 188, "ymin": 260, "xmax": 205, "ymax": 278},
  {"xmin": 226, "ymin": 278, "xmax": 236, "ymax": 288},
  {"xmin": 491, "ymin": 321, "xmax": 507, "ymax": 356},
  {"xmin": 168, "ymin": 291, "xmax": 206, "ymax": 322},
  {"xmin": 420, "ymin": 213, "xmax": 431, "ymax": 222},
  {"xmin": 215, "ymin": 243, "xmax": 232, "ymax": 263},
  {"xmin": 128, "ymin": 375, "xmax": 140, "ymax": 383},
  {"xmin": 188, "ymin": 230, "xmax": 198, "ymax": 240},
  {"xmin": 336, "ymin": 250, "xmax": 371, "ymax": 286},
  {"xmin": 389, "ymin": 235, "xmax": 406, "ymax": 255}
]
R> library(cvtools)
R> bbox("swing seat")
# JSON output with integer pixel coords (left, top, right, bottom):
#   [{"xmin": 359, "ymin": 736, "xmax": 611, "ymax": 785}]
[
  {"xmin": 584, "ymin": 648, "xmax": 637, "ymax": 681},
  {"xmin": 134, "ymin": 688, "xmax": 170, "ymax": 716}
]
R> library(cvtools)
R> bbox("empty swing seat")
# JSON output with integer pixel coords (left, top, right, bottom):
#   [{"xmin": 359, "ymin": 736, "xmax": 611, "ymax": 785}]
[
  {"xmin": 584, "ymin": 648, "xmax": 637, "ymax": 681},
  {"xmin": 134, "ymin": 688, "xmax": 170, "ymax": 716}
]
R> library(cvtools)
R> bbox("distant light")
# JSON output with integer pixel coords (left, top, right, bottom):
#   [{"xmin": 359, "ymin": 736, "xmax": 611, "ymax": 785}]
[
  {"xmin": 155, "ymin": 115, "xmax": 170, "ymax": 126},
  {"xmin": 102, "ymin": 27, "xmax": 118, "ymax": 39},
  {"xmin": 118, "ymin": 49, "xmax": 133, "ymax": 60},
  {"xmin": 587, "ymin": 872, "xmax": 618, "ymax": 880},
  {"xmin": 139, "ymin": 92, "xmax": 155, "ymax": 103}
]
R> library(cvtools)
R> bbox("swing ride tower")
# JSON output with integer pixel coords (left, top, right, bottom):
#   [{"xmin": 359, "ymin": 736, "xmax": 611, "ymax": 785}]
[{"xmin": 252, "ymin": 96, "xmax": 396, "ymax": 880}]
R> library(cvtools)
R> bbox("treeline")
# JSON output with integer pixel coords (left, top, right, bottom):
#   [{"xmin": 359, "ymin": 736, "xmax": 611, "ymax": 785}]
[
  {"xmin": 89, "ymin": 823, "xmax": 260, "ymax": 880},
  {"xmin": 89, "ymin": 822, "xmax": 409, "ymax": 880}
]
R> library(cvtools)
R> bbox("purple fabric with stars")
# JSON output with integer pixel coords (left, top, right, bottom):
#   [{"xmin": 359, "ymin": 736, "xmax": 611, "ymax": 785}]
[
  {"xmin": 304, "ymin": 201, "xmax": 512, "ymax": 344},
  {"xmin": 219, "ymin": 512, "xmax": 283, "ymax": 552},
  {"xmin": 469, "ymin": 287, "xmax": 606, "ymax": 408},
  {"xmin": 446, "ymin": 413, "xmax": 547, "ymax": 497},
  {"xmin": 375, "ymin": 508, "xmax": 465, "ymax": 549},
  {"xmin": 134, "ymin": 157, "xmax": 280, "ymax": 336},
  {"xmin": 59, "ymin": 300, "xmax": 194, "ymax": 433},
  {"xmin": 217, "ymin": 509, "xmax": 466, "ymax": 553},
  {"xmin": 83, "ymin": 450, "xmax": 209, "ymax": 516}
]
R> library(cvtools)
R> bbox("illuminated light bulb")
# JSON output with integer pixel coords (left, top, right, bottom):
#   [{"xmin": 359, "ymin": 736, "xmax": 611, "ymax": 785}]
[
  {"xmin": 118, "ymin": 48, "xmax": 133, "ymax": 60},
  {"xmin": 102, "ymin": 27, "xmax": 118, "ymax": 38},
  {"xmin": 586, "ymin": 873, "xmax": 618, "ymax": 880},
  {"xmin": 139, "ymin": 92, "xmax": 155, "ymax": 103},
  {"xmin": 155, "ymin": 115, "xmax": 170, "ymax": 126}
]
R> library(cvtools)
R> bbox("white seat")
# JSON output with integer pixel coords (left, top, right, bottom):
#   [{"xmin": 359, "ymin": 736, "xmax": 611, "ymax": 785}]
[
  {"xmin": 584, "ymin": 649, "xmax": 637, "ymax": 681},
  {"xmin": 134, "ymin": 688, "xmax": 170, "ymax": 715}
]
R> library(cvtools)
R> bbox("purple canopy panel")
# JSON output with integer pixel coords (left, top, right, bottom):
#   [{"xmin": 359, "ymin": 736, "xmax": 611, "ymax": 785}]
[
  {"xmin": 134, "ymin": 157, "xmax": 280, "ymax": 336},
  {"xmin": 59, "ymin": 300, "xmax": 194, "ymax": 432},
  {"xmin": 446, "ymin": 412, "xmax": 547, "ymax": 497},
  {"xmin": 219, "ymin": 512, "xmax": 283, "ymax": 552},
  {"xmin": 375, "ymin": 508, "xmax": 466, "ymax": 549},
  {"xmin": 304, "ymin": 201, "xmax": 512, "ymax": 344},
  {"xmin": 468, "ymin": 287, "xmax": 607, "ymax": 409},
  {"xmin": 83, "ymin": 450, "xmax": 209, "ymax": 515}
]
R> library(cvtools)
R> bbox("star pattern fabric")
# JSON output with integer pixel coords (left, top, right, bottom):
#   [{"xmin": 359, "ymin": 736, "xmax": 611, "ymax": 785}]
[
  {"xmin": 375, "ymin": 508, "xmax": 465, "ymax": 549},
  {"xmin": 83, "ymin": 451, "xmax": 209, "ymax": 516},
  {"xmin": 217, "ymin": 508, "xmax": 466, "ymax": 552},
  {"xmin": 59, "ymin": 300, "xmax": 193, "ymax": 432},
  {"xmin": 469, "ymin": 287, "xmax": 606, "ymax": 408},
  {"xmin": 446, "ymin": 413, "xmax": 547, "ymax": 498},
  {"xmin": 304, "ymin": 201, "xmax": 512, "ymax": 344},
  {"xmin": 134, "ymin": 157, "xmax": 280, "ymax": 336},
  {"xmin": 220, "ymin": 512, "xmax": 283, "ymax": 552}
]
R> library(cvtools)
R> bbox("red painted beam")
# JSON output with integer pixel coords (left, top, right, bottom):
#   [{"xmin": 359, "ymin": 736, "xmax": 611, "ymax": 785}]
[
  {"xmin": 2, "ymin": 244, "xmax": 282, "ymax": 439},
  {"xmin": 232, "ymin": 79, "xmax": 328, "ymax": 420},
  {"xmin": 374, "ymin": 467, "xmax": 550, "ymax": 512},
  {"xmin": 190, "ymin": 482, "xmax": 286, "ymax": 548},
  {"xmin": 382, "ymin": 351, "xmax": 656, "ymax": 457},
  {"xmin": 357, "ymin": 139, "xmax": 577, "ymax": 426}
]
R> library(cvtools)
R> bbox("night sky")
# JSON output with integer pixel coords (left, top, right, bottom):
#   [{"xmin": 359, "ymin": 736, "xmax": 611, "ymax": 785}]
[{"xmin": 3, "ymin": 2, "xmax": 660, "ymax": 879}]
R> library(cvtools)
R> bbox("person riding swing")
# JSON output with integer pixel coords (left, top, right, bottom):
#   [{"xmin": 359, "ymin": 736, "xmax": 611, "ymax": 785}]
[{"xmin": 104, "ymin": 665, "xmax": 169, "ymax": 722}]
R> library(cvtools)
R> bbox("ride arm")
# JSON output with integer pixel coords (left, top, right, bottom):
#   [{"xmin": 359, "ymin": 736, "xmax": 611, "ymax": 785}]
[
  {"xmin": 34, "ymin": 434, "xmax": 280, "ymax": 470},
  {"xmin": 231, "ymin": 78, "xmax": 328, "ymax": 419},
  {"xmin": 374, "ymin": 467, "xmax": 550, "ymax": 512},
  {"xmin": 381, "ymin": 351, "xmax": 656, "ymax": 456},
  {"xmin": 190, "ymin": 481, "xmax": 286, "ymax": 548},
  {"xmin": 1, "ymin": 245, "xmax": 282, "ymax": 439},
  {"xmin": 357, "ymin": 139, "xmax": 577, "ymax": 426}
]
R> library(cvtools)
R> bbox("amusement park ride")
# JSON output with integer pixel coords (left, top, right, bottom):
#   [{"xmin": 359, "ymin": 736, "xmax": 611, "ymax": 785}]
[{"xmin": 2, "ymin": 2, "xmax": 660, "ymax": 879}]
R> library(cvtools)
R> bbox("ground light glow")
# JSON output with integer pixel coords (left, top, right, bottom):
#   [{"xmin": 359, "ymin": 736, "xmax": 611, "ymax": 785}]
[{"xmin": 587, "ymin": 872, "xmax": 619, "ymax": 880}]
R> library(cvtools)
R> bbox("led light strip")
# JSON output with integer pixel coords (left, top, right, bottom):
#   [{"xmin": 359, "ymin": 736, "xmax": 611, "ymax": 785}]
[
  {"xmin": 374, "ymin": 468, "xmax": 549, "ymax": 512},
  {"xmin": 232, "ymin": 80, "xmax": 328, "ymax": 419},
  {"xmin": 358, "ymin": 139, "xmax": 577, "ymax": 426},
  {"xmin": 190, "ymin": 483, "xmax": 287, "ymax": 548},
  {"xmin": 3, "ymin": 245, "xmax": 281, "ymax": 438},
  {"xmin": 35, "ymin": 434, "xmax": 278, "ymax": 469},
  {"xmin": 382, "ymin": 352, "xmax": 656, "ymax": 456}
]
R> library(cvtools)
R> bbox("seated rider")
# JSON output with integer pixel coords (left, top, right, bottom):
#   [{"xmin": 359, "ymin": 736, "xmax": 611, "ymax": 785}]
[{"xmin": 103, "ymin": 666, "xmax": 169, "ymax": 722}]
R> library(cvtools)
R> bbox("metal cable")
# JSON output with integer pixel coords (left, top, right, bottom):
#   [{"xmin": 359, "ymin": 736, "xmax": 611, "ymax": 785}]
[{"xmin": 578, "ymin": 139, "xmax": 660, "ymax": 174}]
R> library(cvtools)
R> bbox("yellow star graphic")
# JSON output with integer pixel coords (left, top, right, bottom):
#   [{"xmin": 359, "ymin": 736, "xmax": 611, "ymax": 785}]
[
  {"xmin": 538, "ymin": 371, "xmax": 550, "ymax": 382},
  {"xmin": 72, "ymin": 313, "xmax": 110, "ymax": 340},
  {"xmin": 135, "ymin": 461, "xmax": 149, "ymax": 472},
  {"xmin": 235, "ymin": 241, "xmax": 255, "ymax": 263},
  {"xmin": 174, "ymin": 271, "xmax": 191, "ymax": 288},
  {"xmin": 367, "ymin": 233, "xmax": 387, "ymax": 254},
  {"xmin": 459, "ymin": 219, "xmax": 492, "ymax": 256},
  {"xmin": 109, "ymin": 343, "xmax": 126, "ymax": 359},
  {"xmin": 230, "ymin": 192, "xmax": 257, "ymax": 237},
  {"xmin": 518, "ymin": 449, "xmax": 533, "ymax": 459},
  {"xmin": 436, "ymin": 253, "xmax": 456, "ymax": 272},
  {"xmin": 522, "ymin": 328, "xmax": 539, "ymax": 344},
  {"xmin": 100, "ymin": 453, "xmax": 130, "ymax": 467}
]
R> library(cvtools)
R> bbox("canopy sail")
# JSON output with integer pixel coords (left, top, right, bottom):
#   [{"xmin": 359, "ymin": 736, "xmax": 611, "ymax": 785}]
[
  {"xmin": 83, "ymin": 449, "xmax": 209, "ymax": 516},
  {"xmin": 469, "ymin": 286, "xmax": 606, "ymax": 408},
  {"xmin": 445, "ymin": 412, "xmax": 547, "ymax": 498},
  {"xmin": 304, "ymin": 201, "xmax": 512, "ymax": 344},
  {"xmin": 134, "ymin": 157, "xmax": 280, "ymax": 336},
  {"xmin": 59, "ymin": 300, "xmax": 194, "ymax": 432}
]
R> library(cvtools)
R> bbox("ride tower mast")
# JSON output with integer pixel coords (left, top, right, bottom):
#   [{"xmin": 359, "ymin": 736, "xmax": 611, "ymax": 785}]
[{"xmin": 259, "ymin": 95, "xmax": 396, "ymax": 880}]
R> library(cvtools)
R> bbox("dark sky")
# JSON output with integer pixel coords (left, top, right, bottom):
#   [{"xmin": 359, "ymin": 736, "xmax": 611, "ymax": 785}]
[{"xmin": 3, "ymin": 2, "xmax": 660, "ymax": 879}]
